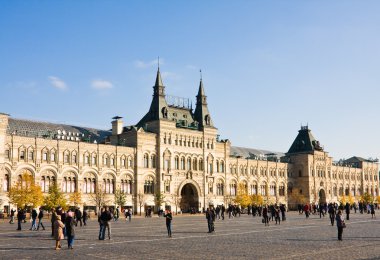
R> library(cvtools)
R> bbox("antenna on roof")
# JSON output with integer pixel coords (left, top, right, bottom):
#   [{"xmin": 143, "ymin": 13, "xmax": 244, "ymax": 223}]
[{"xmin": 200, "ymin": 69, "xmax": 202, "ymax": 81}]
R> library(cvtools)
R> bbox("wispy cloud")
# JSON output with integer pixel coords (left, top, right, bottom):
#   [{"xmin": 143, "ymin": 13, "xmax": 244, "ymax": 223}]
[
  {"xmin": 48, "ymin": 76, "xmax": 67, "ymax": 90},
  {"xmin": 91, "ymin": 79, "xmax": 113, "ymax": 89},
  {"xmin": 134, "ymin": 58, "xmax": 163, "ymax": 69}
]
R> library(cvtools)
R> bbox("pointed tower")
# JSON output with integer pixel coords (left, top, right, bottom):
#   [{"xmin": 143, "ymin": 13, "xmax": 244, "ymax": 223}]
[
  {"xmin": 287, "ymin": 126, "xmax": 324, "ymax": 154},
  {"xmin": 136, "ymin": 68, "xmax": 169, "ymax": 127},
  {"xmin": 194, "ymin": 77, "xmax": 214, "ymax": 128}
]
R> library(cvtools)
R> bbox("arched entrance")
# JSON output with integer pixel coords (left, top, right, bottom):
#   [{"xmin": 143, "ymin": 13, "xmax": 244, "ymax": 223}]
[
  {"xmin": 319, "ymin": 189, "xmax": 326, "ymax": 204},
  {"xmin": 180, "ymin": 183, "xmax": 199, "ymax": 213}
]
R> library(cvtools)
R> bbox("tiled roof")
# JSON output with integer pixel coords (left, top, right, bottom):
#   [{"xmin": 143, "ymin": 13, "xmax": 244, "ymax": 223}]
[
  {"xmin": 230, "ymin": 146, "xmax": 285, "ymax": 159},
  {"xmin": 7, "ymin": 118, "xmax": 111, "ymax": 143}
]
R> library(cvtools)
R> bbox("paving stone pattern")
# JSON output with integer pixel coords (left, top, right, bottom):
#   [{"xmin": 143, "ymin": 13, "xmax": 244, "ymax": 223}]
[{"xmin": 0, "ymin": 212, "xmax": 379, "ymax": 260}]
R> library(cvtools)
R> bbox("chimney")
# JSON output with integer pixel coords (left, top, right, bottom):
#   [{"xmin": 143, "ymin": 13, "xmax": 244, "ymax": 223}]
[{"xmin": 111, "ymin": 116, "xmax": 123, "ymax": 135}]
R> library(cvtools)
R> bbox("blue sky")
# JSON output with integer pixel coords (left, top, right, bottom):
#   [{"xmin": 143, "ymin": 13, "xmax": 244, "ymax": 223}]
[{"xmin": 1, "ymin": 1, "xmax": 379, "ymax": 160}]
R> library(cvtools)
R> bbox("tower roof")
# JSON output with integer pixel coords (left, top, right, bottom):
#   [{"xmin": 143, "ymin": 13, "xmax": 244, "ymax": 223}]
[
  {"xmin": 287, "ymin": 126, "xmax": 323, "ymax": 154},
  {"xmin": 155, "ymin": 68, "xmax": 164, "ymax": 87},
  {"xmin": 197, "ymin": 79, "xmax": 205, "ymax": 97}
]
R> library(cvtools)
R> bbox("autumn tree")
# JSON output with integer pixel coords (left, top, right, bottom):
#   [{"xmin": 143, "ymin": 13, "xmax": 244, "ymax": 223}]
[
  {"xmin": 89, "ymin": 185, "xmax": 109, "ymax": 215},
  {"xmin": 360, "ymin": 193, "xmax": 374, "ymax": 204},
  {"xmin": 234, "ymin": 182, "xmax": 251, "ymax": 208},
  {"xmin": 68, "ymin": 191, "xmax": 83, "ymax": 207},
  {"xmin": 8, "ymin": 172, "xmax": 43, "ymax": 209},
  {"xmin": 114, "ymin": 189, "xmax": 126, "ymax": 209},
  {"xmin": 43, "ymin": 185, "xmax": 68, "ymax": 211},
  {"xmin": 250, "ymin": 194, "xmax": 264, "ymax": 206}
]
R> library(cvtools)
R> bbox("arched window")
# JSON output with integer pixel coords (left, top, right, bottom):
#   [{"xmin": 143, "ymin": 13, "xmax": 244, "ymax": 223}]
[
  {"xmin": 175, "ymin": 156, "xmax": 179, "ymax": 170},
  {"xmin": 92, "ymin": 153, "xmax": 97, "ymax": 166},
  {"xmin": 50, "ymin": 149, "xmax": 56, "ymax": 163},
  {"xmin": 279, "ymin": 183, "xmax": 285, "ymax": 196},
  {"xmin": 187, "ymin": 158, "xmax": 192, "ymax": 170},
  {"xmin": 180, "ymin": 157, "xmax": 185, "ymax": 170},
  {"xmin": 333, "ymin": 186, "xmax": 337, "ymax": 196},
  {"xmin": 216, "ymin": 160, "xmax": 219, "ymax": 173},
  {"xmin": 110, "ymin": 155, "xmax": 115, "ymax": 167},
  {"xmin": 3, "ymin": 173, "xmax": 10, "ymax": 192},
  {"xmin": 144, "ymin": 176, "xmax": 154, "ymax": 194},
  {"xmin": 102, "ymin": 174, "xmax": 115, "ymax": 194},
  {"xmin": 250, "ymin": 182, "xmax": 257, "ymax": 195},
  {"xmin": 62, "ymin": 172, "xmax": 76, "ymax": 193},
  {"xmin": 63, "ymin": 150, "xmax": 70, "ymax": 164},
  {"xmin": 40, "ymin": 170, "xmax": 55, "ymax": 193},
  {"xmin": 120, "ymin": 156, "xmax": 126, "ymax": 168},
  {"xmin": 150, "ymin": 155, "xmax": 156, "ymax": 168},
  {"xmin": 220, "ymin": 161, "xmax": 225, "ymax": 173},
  {"xmin": 193, "ymin": 158, "xmax": 198, "ymax": 171},
  {"xmin": 216, "ymin": 179, "xmax": 224, "ymax": 196},
  {"xmin": 143, "ymin": 154, "xmax": 149, "ymax": 168},
  {"xmin": 260, "ymin": 182, "xmax": 267, "ymax": 196},
  {"xmin": 121, "ymin": 175, "xmax": 133, "ymax": 194},
  {"xmin": 84, "ymin": 153, "xmax": 90, "ymax": 165},
  {"xmin": 230, "ymin": 181, "xmax": 237, "ymax": 196},
  {"xmin": 199, "ymin": 158, "xmax": 204, "ymax": 171},
  {"xmin": 72, "ymin": 151, "xmax": 78, "ymax": 164},
  {"xmin": 83, "ymin": 173, "xmax": 96, "ymax": 194},
  {"xmin": 103, "ymin": 154, "xmax": 109, "ymax": 167},
  {"xmin": 27, "ymin": 147, "xmax": 34, "ymax": 162},
  {"xmin": 270, "ymin": 183, "xmax": 276, "ymax": 196},
  {"xmin": 127, "ymin": 156, "xmax": 133, "ymax": 168}
]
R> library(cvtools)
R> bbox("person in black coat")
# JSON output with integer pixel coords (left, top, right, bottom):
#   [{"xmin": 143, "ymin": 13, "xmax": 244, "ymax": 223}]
[
  {"xmin": 65, "ymin": 211, "xmax": 77, "ymax": 249},
  {"xmin": 345, "ymin": 203, "xmax": 350, "ymax": 220},
  {"xmin": 17, "ymin": 208, "xmax": 23, "ymax": 230}
]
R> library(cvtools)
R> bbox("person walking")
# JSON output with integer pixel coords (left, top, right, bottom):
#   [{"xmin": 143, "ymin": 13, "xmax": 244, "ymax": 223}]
[
  {"xmin": 37, "ymin": 208, "xmax": 45, "ymax": 230},
  {"xmin": 328, "ymin": 204, "xmax": 336, "ymax": 226},
  {"xmin": 370, "ymin": 204, "xmax": 376, "ymax": 219},
  {"xmin": 163, "ymin": 209, "xmax": 173, "ymax": 237},
  {"xmin": 29, "ymin": 209, "xmax": 38, "ymax": 231},
  {"xmin": 16, "ymin": 208, "xmax": 23, "ymax": 230},
  {"xmin": 280, "ymin": 204, "xmax": 286, "ymax": 221},
  {"xmin": 275, "ymin": 206, "xmax": 281, "ymax": 225},
  {"xmin": 53, "ymin": 215, "xmax": 65, "ymax": 250},
  {"xmin": 98, "ymin": 208, "xmax": 105, "ymax": 240},
  {"xmin": 65, "ymin": 211, "xmax": 77, "ymax": 249},
  {"xmin": 206, "ymin": 207, "xmax": 216, "ymax": 233},
  {"xmin": 82, "ymin": 210, "xmax": 88, "ymax": 226},
  {"xmin": 9, "ymin": 208, "xmax": 15, "ymax": 224},
  {"xmin": 100, "ymin": 207, "xmax": 112, "ymax": 239},
  {"xmin": 262, "ymin": 206, "xmax": 269, "ymax": 226},
  {"xmin": 75, "ymin": 208, "xmax": 83, "ymax": 227},
  {"xmin": 335, "ymin": 210, "xmax": 345, "ymax": 241},
  {"xmin": 221, "ymin": 205, "xmax": 225, "ymax": 220},
  {"xmin": 345, "ymin": 203, "xmax": 350, "ymax": 221}
]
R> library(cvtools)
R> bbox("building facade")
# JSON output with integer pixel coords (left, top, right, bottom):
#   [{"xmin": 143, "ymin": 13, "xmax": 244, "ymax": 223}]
[{"xmin": 0, "ymin": 69, "xmax": 379, "ymax": 213}]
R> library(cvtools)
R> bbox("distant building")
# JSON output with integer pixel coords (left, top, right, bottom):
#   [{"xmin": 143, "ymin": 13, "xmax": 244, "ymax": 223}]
[{"xmin": 0, "ymin": 69, "xmax": 378, "ymax": 213}]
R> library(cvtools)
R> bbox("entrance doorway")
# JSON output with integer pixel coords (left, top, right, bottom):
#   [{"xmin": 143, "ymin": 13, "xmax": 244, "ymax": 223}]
[
  {"xmin": 180, "ymin": 183, "xmax": 199, "ymax": 213},
  {"xmin": 319, "ymin": 189, "xmax": 326, "ymax": 204}
]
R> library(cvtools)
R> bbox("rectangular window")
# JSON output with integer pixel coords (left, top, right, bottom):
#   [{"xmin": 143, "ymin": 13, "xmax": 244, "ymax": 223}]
[
  {"xmin": 43, "ymin": 152, "xmax": 48, "ymax": 161},
  {"xmin": 20, "ymin": 151, "xmax": 25, "ymax": 160},
  {"xmin": 5, "ymin": 149, "xmax": 10, "ymax": 159},
  {"xmin": 51, "ymin": 153, "xmax": 55, "ymax": 162},
  {"xmin": 28, "ymin": 151, "xmax": 34, "ymax": 161},
  {"xmin": 72, "ymin": 155, "xmax": 77, "ymax": 164}
]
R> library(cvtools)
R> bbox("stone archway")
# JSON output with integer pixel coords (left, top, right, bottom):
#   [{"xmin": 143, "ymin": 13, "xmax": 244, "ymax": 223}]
[
  {"xmin": 319, "ymin": 189, "xmax": 326, "ymax": 204},
  {"xmin": 180, "ymin": 183, "xmax": 199, "ymax": 213}
]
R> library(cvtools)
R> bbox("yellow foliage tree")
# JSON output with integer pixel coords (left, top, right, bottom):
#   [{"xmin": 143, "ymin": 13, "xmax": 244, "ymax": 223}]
[
  {"xmin": 44, "ymin": 185, "xmax": 68, "ymax": 211},
  {"xmin": 347, "ymin": 194, "xmax": 355, "ymax": 205},
  {"xmin": 234, "ymin": 182, "xmax": 251, "ymax": 208},
  {"xmin": 250, "ymin": 194, "xmax": 264, "ymax": 206},
  {"xmin": 339, "ymin": 195, "xmax": 347, "ymax": 205},
  {"xmin": 360, "ymin": 193, "xmax": 374, "ymax": 204},
  {"xmin": 8, "ymin": 172, "xmax": 43, "ymax": 209},
  {"xmin": 69, "ymin": 191, "xmax": 83, "ymax": 207},
  {"xmin": 375, "ymin": 196, "xmax": 380, "ymax": 204}
]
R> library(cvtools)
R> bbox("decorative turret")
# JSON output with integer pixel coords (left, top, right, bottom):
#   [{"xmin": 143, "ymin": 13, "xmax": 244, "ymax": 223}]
[
  {"xmin": 136, "ymin": 68, "xmax": 169, "ymax": 127},
  {"xmin": 194, "ymin": 76, "xmax": 214, "ymax": 128}
]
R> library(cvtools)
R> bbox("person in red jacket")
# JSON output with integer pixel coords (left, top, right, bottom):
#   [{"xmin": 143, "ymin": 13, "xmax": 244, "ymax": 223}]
[{"xmin": 304, "ymin": 204, "xmax": 310, "ymax": 218}]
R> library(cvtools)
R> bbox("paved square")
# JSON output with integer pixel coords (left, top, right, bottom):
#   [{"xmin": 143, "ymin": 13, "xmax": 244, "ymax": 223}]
[{"xmin": 0, "ymin": 212, "xmax": 379, "ymax": 260}]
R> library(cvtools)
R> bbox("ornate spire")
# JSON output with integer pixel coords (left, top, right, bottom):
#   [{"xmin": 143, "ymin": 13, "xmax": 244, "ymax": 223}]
[{"xmin": 194, "ymin": 72, "xmax": 213, "ymax": 128}]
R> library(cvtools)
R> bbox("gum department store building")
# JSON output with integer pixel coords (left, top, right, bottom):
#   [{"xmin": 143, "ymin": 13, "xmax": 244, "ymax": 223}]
[{"xmin": 0, "ymin": 69, "xmax": 378, "ymax": 214}]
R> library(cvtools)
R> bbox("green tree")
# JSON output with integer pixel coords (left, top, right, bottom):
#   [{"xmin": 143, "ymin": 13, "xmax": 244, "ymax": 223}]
[
  {"xmin": 43, "ymin": 185, "xmax": 68, "ymax": 211},
  {"xmin": 8, "ymin": 172, "xmax": 44, "ymax": 209},
  {"xmin": 114, "ymin": 189, "xmax": 127, "ymax": 208}
]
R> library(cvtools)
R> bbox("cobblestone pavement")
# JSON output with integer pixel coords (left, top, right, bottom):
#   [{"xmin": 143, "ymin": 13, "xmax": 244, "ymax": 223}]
[{"xmin": 0, "ymin": 212, "xmax": 379, "ymax": 260}]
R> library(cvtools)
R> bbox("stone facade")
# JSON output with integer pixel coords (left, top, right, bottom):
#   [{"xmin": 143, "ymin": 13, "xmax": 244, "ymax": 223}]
[{"xmin": 0, "ymin": 70, "xmax": 378, "ymax": 214}]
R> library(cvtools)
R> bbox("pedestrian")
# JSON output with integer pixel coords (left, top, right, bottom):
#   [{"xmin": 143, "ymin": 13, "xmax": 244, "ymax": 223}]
[
  {"xmin": 163, "ymin": 209, "xmax": 173, "ymax": 237},
  {"xmin": 126, "ymin": 208, "xmax": 132, "ymax": 222},
  {"xmin": 335, "ymin": 210, "xmax": 345, "ymax": 241},
  {"xmin": 9, "ymin": 208, "xmax": 15, "ymax": 224},
  {"xmin": 275, "ymin": 206, "xmax": 281, "ymax": 225},
  {"xmin": 82, "ymin": 210, "xmax": 88, "ymax": 226},
  {"xmin": 100, "ymin": 207, "xmax": 112, "ymax": 239},
  {"xmin": 328, "ymin": 204, "xmax": 336, "ymax": 226},
  {"xmin": 29, "ymin": 209, "xmax": 38, "ymax": 231},
  {"xmin": 370, "ymin": 204, "xmax": 376, "ymax": 219},
  {"xmin": 65, "ymin": 211, "xmax": 77, "ymax": 249},
  {"xmin": 262, "ymin": 206, "xmax": 269, "ymax": 226},
  {"xmin": 221, "ymin": 204, "xmax": 225, "ymax": 220},
  {"xmin": 75, "ymin": 208, "xmax": 83, "ymax": 227},
  {"xmin": 51, "ymin": 208, "xmax": 57, "ymax": 237},
  {"xmin": 206, "ymin": 207, "xmax": 216, "ymax": 233},
  {"xmin": 304, "ymin": 204, "xmax": 310, "ymax": 218},
  {"xmin": 37, "ymin": 208, "xmax": 45, "ymax": 230},
  {"xmin": 16, "ymin": 208, "xmax": 23, "ymax": 230},
  {"xmin": 345, "ymin": 203, "xmax": 350, "ymax": 220},
  {"xmin": 98, "ymin": 208, "xmax": 105, "ymax": 240},
  {"xmin": 53, "ymin": 215, "xmax": 65, "ymax": 250},
  {"xmin": 280, "ymin": 204, "xmax": 286, "ymax": 221}
]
